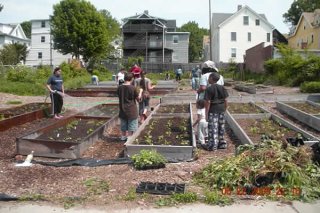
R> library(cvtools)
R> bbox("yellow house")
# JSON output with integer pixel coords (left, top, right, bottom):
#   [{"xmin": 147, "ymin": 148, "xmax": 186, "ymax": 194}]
[{"xmin": 288, "ymin": 9, "xmax": 320, "ymax": 50}]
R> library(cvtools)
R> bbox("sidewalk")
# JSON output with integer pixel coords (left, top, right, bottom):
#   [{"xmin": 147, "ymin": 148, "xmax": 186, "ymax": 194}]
[{"xmin": 1, "ymin": 200, "xmax": 319, "ymax": 213}]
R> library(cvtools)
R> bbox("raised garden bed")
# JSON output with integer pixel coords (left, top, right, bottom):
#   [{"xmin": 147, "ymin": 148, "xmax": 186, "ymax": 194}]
[
  {"xmin": 77, "ymin": 103, "xmax": 119, "ymax": 117},
  {"xmin": 276, "ymin": 101, "xmax": 320, "ymax": 131},
  {"xmin": 228, "ymin": 102, "xmax": 265, "ymax": 114},
  {"xmin": 226, "ymin": 111, "xmax": 318, "ymax": 145},
  {"xmin": 125, "ymin": 114, "xmax": 196, "ymax": 161},
  {"xmin": 16, "ymin": 115, "xmax": 117, "ymax": 159},
  {"xmin": 234, "ymin": 83, "xmax": 274, "ymax": 94},
  {"xmin": 0, "ymin": 103, "xmax": 50, "ymax": 131},
  {"xmin": 154, "ymin": 103, "xmax": 191, "ymax": 115},
  {"xmin": 65, "ymin": 88, "xmax": 175, "ymax": 97}
]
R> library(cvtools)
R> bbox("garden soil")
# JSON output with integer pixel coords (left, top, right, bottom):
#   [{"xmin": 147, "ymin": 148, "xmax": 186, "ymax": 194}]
[{"xmin": 0, "ymin": 83, "xmax": 315, "ymax": 210}]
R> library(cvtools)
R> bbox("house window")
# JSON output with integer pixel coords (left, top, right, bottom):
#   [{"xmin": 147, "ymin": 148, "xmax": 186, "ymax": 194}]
[
  {"xmin": 38, "ymin": 52, "xmax": 42, "ymax": 59},
  {"xmin": 231, "ymin": 48, "xmax": 236, "ymax": 58},
  {"xmin": 243, "ymin": 16, "xmax": 249, "ymax": 25},
  {"xmin": 231, "ymin": 32, "xmax": 237, "ymax": 41},
  {"xmin": 255, "ymin": 19, "xmax": 260, "ymax": 26},
  {"xmin": 41, "ymin": 21, "xmax": 46, "ymax": 28},
  {"xmin": 41, "ymin": 36, "xmax": 45, "ymax": 43},
  {"xmin": 248, "ymin": 32, "xmax": 251, "ymax": 42},
  {"xmin": 267, "ymin": 33, "xmax": 271, "ymax": 42},
  {"xmin": 173, "ymin": 35, "xmax": 179, "ymax": 44}
]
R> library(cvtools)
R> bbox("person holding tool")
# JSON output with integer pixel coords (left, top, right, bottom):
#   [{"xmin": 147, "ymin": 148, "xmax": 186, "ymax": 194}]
[{"xmin": 46, "ymin": 67, "xmax": 65, "ymax": 119}]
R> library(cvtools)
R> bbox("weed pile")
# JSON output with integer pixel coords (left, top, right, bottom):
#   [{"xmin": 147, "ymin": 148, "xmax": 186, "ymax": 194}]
[{"xmin": 194, "ymin": 140, "xmax": 320, "ymax": 201}]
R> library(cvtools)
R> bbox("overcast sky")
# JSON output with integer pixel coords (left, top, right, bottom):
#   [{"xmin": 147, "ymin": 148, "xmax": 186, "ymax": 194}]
[{"xmin": 0, "ymin": 0, "xmax": 293, "ymax": 33}]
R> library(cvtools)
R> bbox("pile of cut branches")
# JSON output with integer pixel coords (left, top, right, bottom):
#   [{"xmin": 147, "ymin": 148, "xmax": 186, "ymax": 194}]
[{"xmin": 194, "ymin": 140, "xmax": 320, "ymax": 201}]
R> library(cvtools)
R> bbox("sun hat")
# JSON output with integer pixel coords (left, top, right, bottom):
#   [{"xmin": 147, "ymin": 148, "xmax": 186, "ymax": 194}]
[{"xmin": 202, "ymin": 60, "xmax": 218, "ymax": 72}]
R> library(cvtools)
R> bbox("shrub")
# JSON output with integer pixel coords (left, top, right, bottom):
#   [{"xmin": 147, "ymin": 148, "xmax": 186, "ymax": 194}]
[
  {"xmin": 300, "ymin": 81, "xmax": 320, "ymax": 93},
  {"xmin": 6, "ymin": 66, "xmax": 34, "ymax": 82}
]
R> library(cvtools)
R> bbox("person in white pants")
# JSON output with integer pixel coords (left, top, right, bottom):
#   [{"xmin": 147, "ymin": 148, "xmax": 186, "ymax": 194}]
[{"xmin": 193, "ymin": 99, "xmax": 208, "ymax": 145}]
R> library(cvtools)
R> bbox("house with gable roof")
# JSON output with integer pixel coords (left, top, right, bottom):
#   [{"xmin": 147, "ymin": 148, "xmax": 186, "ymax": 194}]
[
  {"xmin": 25, "ymin": 19, "xmax": 72, "ymax": 67},
  {"xmin": 212, "ymin": 5, "xmax": 274, "ymax": 63},
  {"xmin": 288, "ymin": 9, "xmax": 320, "ymax": 50},
  {"xmin": 122, "ymin": 10, "xmax": 189, "ymax": 63},
  {"xmin": 0, "ymin": 23, "xmax": 30, "ymax": 48}
]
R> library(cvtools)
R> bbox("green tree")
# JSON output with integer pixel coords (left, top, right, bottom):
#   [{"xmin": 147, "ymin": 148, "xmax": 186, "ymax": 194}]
[
  {"xmin": 21, "ymin": 21, "xmax": 31, "ymax": 38},
  {"xmin": 178, "ymin": 21, "xmax": 208, "ymax": 62},
  {"xmin": 283, "ymin": 0, "xmax": 320, "ymax": 26},
  {"xmin": 51, "ymin": 0, "xmax": 119, "ymax": 62},
  {"xmin": 0, "ymin": 43, "xmax": 28, "ymax": 65}
]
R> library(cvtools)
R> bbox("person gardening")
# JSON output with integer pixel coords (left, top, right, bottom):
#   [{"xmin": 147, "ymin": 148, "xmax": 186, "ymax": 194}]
[{"xmin": 46, "ymin": 67, "xmax": 65, "ymax": 119}]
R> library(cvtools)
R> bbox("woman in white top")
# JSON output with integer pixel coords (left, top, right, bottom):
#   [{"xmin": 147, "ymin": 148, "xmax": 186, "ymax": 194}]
[{"xmin": 193, "ymin": 99, "xmax": 208, "ymax": 145}]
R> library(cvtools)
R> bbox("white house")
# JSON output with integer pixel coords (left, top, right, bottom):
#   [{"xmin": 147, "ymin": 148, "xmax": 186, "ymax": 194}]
[
  {"xmin": 0, "ymin": 23, "xmax": 30, "ymax": 48},
  {"xmin": 25, "ymin": 19, "xmax": 71, "ymax": 67},
  {"xmin": 212, "ymin": 5, "xmax": 274, "ymax": 63}
]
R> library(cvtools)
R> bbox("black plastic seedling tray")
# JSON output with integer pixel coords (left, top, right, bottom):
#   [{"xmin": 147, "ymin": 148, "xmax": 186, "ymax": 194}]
[{"xmin": 136, "ymin": 182, "xmax": 185, "ymax": 195}]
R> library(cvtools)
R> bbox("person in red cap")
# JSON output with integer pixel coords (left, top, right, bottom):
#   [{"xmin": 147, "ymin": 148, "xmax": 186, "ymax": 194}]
[{"xmin": 129, "ymin": 63, "xmax": 142, "ymax": 79}]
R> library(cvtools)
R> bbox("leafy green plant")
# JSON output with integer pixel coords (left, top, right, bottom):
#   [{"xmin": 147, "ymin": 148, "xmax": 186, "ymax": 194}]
[{"xmin": 131, "ymin": 149, "xmax": 167, "ymax": 170}]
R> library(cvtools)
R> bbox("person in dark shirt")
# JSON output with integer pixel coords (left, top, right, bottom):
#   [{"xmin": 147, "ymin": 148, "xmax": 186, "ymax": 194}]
[
  {"xmin": 117, "ymin": 72, "xmax": 142, "ymax": 141},
  {"xmin": 46, "ymin": 67, "xmax": 64, "ymax": 119},
  {"xmin": 204, "ymin": 72, "xmax": 229, "ymax": 151}
]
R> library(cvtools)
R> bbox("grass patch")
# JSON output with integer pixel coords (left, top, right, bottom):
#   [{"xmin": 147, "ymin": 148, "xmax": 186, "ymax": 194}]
[
  {"xmin": 155, "ymin": 192, "xmax": 198, "ymax": 207},
  {"xmin": 19, "ymin": 193, "xmax": 45, "ymax": 201},
  {"xmin": 123, "ymin": 187, "xmax": 137, "ymax": 201},
  {"xmin": 83, "ymin": 177, "xmax": 110, "ymax": 196},
  {"xmin": 6, "ymin": 100, "xmax": 22, "ymax": 105},
  {"xmin": 204, "ymin": 191, "xmax": 233, "ymax": 206},
  {"xmin": 61, "ymin": 196, "xmax": 85, "ymax": 209},
  {"xmin": 0, "ymin": 78, "xmax": 47, "ymax": 96}
]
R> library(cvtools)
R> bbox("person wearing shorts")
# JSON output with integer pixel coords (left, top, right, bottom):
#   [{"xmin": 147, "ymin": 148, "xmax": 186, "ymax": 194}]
[{"xmin": 117, "ymin": 72, "xmax": 141, "ymax": 141}]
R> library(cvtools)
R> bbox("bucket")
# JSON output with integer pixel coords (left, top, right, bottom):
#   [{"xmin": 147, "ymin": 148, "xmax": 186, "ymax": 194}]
[{"xmin": 112, "ymin": 75, "xmax": 116, "ymax": 81}]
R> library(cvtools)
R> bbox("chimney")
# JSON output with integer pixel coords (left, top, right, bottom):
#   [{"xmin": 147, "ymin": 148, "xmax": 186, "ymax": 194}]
[
  {"xmin": 237, "ymin": 5, "xmax": 242, "ymax": 11},
  {"xmin": 144, "ymin": 10, "xmax": 149, "ymax": 15}
]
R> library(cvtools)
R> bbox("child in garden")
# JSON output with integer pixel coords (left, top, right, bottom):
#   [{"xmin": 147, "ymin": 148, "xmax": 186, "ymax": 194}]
[
  {"xmin": 193, "ymin": 99, "xmax": 208, "ymax": 145},
  {"xmin": 204, "ymin": 72, "xmax": 229, "ymax": 151}
]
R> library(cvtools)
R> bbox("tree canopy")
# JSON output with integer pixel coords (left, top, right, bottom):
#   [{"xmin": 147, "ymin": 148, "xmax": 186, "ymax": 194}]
[
  {"xmin": 283, "ymin": 0, "xmax": 320, "ymax": 26},
  {"xmin": 177, "ymin": 21, "xmax": 208, "ymax": 62},
  {"xmin": 20, "ymin": 21, "xmax": 31, "ymax": 39},
  {"xmin": 0, "ymin": 43, "xmax": 28, "ymax": 65},
  {"xmin": 50, "ymin": 0, "xmax": 120, "ymax": 62}
]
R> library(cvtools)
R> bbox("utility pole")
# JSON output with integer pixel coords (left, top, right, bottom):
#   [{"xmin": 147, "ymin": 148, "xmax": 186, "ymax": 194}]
[{"xmin": 209, "ymin": 0, "xmax": 213, "ymax": 61}]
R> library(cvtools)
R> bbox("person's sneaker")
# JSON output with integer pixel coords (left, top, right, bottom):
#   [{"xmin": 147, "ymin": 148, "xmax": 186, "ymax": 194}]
[
  {"xmin": 54, "ymin": 115, "xmax": 61, "ymax": 119},
  {"xmin": 218, "ymin": 142, "xmax": 227, "ymax": 149},
  {"xmin": 201, "ymin": 144, "xmax": 214, "ymax": 151},
  {"xmin": 57, "ymin": 115, "xmax": 64, "ymax": 118},
  {"xmin": 120, "ymin": 136, "xmax": 127, "ymax": 141}
]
